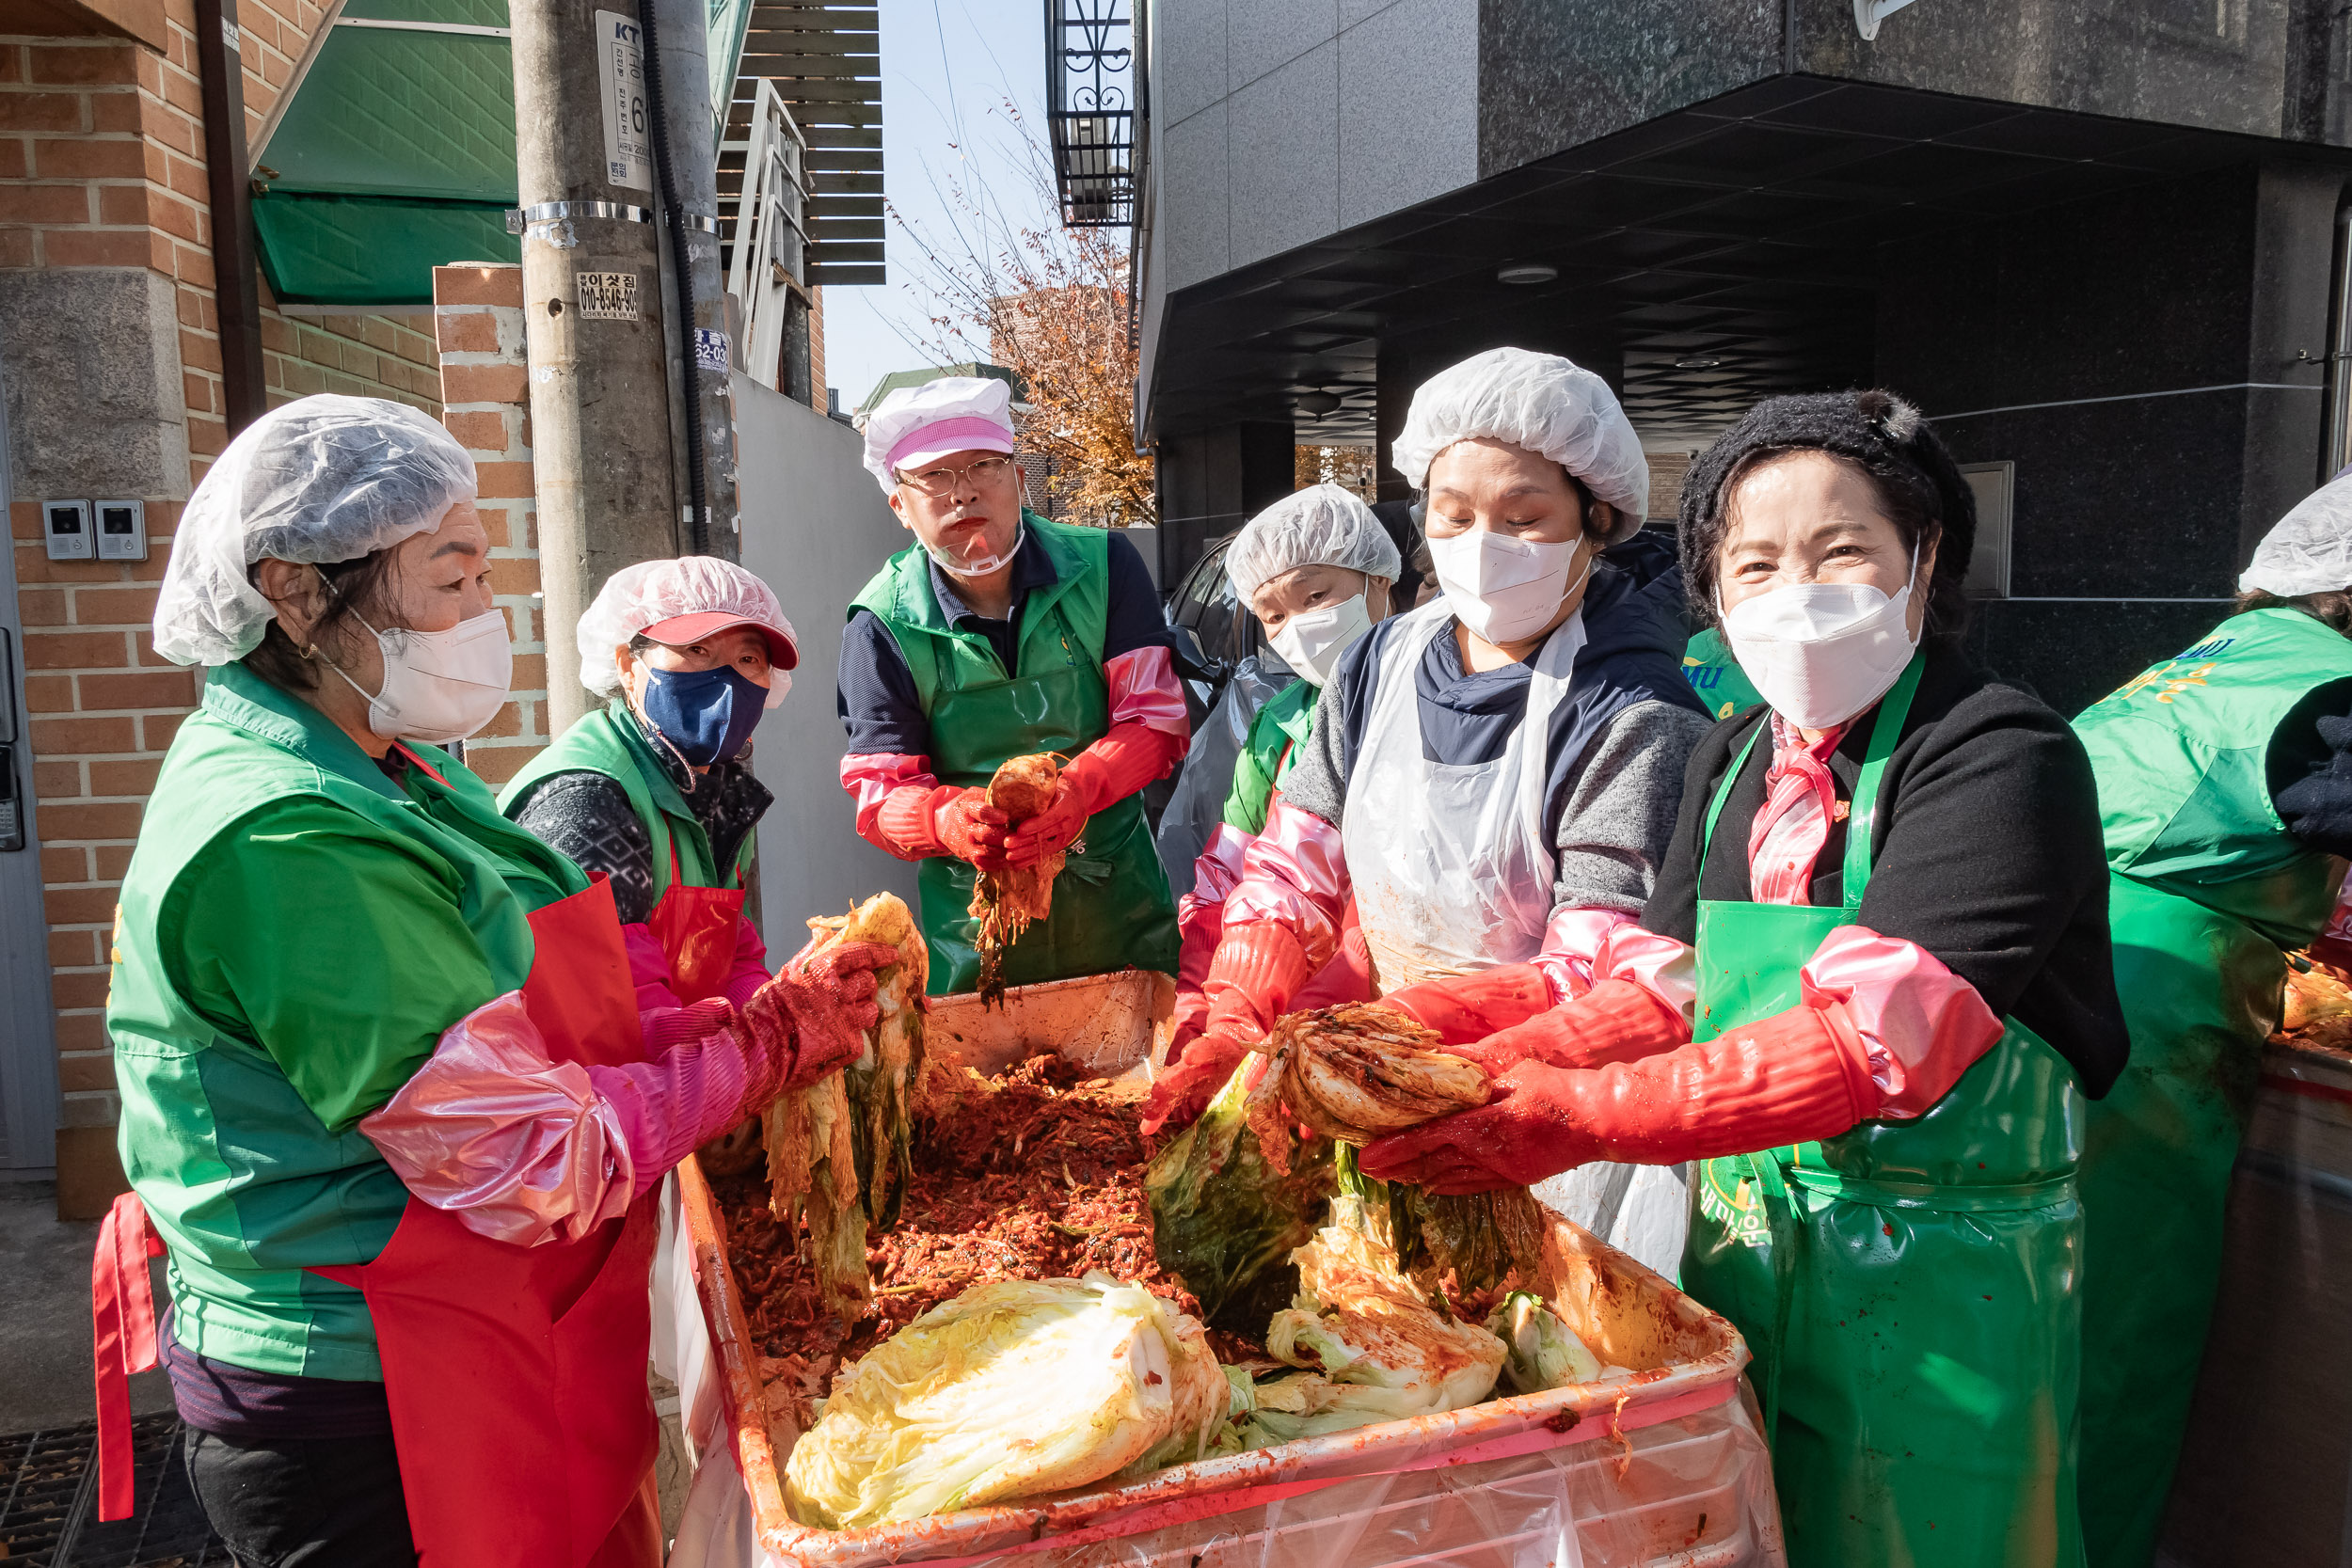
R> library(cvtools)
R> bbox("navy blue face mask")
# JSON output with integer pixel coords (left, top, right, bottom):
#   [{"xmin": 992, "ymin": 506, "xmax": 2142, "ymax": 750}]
[{"xmin": 638, "ymin": 665, "xmax": 767, "ymax": 767}]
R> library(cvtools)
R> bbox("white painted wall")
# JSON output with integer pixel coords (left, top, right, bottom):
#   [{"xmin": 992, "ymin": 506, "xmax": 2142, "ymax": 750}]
[{"xmin": 734, "ymin": 372, "xmax": 921, "ymax": 937}]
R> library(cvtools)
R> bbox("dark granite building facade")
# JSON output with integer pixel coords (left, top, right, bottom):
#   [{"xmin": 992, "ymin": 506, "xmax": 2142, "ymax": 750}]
[{"xmin": 1132, "ymin": 0, "xmax": 2352, "ymax": 711}]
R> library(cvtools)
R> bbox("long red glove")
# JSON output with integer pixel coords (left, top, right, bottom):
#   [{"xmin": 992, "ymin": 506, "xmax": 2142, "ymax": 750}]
[
  {"xmin": 1142, "ymin": 921, "xmax": 1317, "ymax": 1136},
  {"xmin": 873, "ymin": 784, "xmax": 1008, "ymax": 866},
  {"xmin": 1139, "ymin": 1018, "xmax": 1256, "ymax": 1135},
  {"xmin": 1445, "ymin": 978, "xmax": 1690, "ymax": 1076},
  {"xmin": 1380, "ymin": 964, "xmax": 1555, "ymax": 1046},
  {"xmin": 737, "ymin": 937, "xmax": 897, "ymax": 1101},
  {"xmin": 1201, "ymin": 920, "xmax": 1315, "ymax": 1037},
  {"xmin": 1358, "ymin": 996, "xmax": 1876, "ymax": 1195},
  {"xmin": 1002, "ymin": 721, "xmax": 1185, "ymax": 868}
]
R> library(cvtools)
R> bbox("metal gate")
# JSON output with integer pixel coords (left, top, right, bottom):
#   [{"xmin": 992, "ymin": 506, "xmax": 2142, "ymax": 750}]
[{"xmin": 0, "ymin": 360, "xmax": 62, "ymax": 1171}]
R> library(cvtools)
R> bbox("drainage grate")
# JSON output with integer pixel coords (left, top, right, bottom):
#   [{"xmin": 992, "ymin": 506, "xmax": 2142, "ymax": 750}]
[{"xmin": 0, "ymin": 1417, "xmax": 227, "ymax": 1568}]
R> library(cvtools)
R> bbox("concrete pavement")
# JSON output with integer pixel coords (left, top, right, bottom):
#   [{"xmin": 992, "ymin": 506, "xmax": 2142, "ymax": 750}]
[{"xmin": 1, "ymin": 1179, "xmax": 170, "ymax": 1433}]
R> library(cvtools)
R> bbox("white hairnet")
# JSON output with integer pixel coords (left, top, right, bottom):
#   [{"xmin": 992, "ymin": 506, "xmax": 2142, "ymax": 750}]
[
  {"xmin": 1226, "ymin": 483, "xmax": 1402, "ymax": 605},
  {"xmin": 1391, "ymin": 347, "xmax": 1648, "ymax": 543},
  {"xmin": 153, "ymin": 395, "xmax": 476, "ymax": 666},
  {"xmin": 2241, "ymin": 474, "xmax": 2352, "ymax": 598},
  {"xmin": 579, "ymin": 556, "xmax": 798, "ymax": 708}
]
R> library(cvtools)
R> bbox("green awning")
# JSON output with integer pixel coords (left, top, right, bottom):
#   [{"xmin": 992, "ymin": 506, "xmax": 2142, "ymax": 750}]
[{"xmin": 250, "ymin": 0, "xmax": 750, "ymax": 306}]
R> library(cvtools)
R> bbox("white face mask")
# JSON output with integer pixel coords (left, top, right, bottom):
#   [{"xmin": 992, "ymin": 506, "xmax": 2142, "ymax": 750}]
[
  {"xmin": 1267, "ymin": 587, "xmax": 1375, "ymax": 687},
  {"xmin": 322, "ymin": 605, "xmax": 514, "ymax": 743},
  {"xmin": 1719, "ymin": 555, "xmax": 1922, "ymax": 730},
  {"xmin": 1425, "ymin": 529, "xmax": 1593, "ymax": 645},
  {"xmin": 923, "ymin": 522, "xmax": 1024, "ymax": 579}
]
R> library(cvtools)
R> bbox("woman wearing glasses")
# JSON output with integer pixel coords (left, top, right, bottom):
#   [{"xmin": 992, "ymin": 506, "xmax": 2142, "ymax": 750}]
[{"xmin": 836, "ymin": 375, "xmax": 1188, "ymax": 993}]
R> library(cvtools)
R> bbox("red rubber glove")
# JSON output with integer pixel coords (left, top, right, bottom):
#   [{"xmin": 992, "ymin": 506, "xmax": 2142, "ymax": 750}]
[
  {"xmin": 737, "ymin": 937, "xmax": 898, "ymax": 1103},
  {"xmin": 1139, "ymin": 1018, "xmax": 1256, "ymax": 1136},
  {"xmin": 1200, "ymin": 920, "xmax": 1316, "ymax": 1038},
  {"xmin": 1445, "ymin": 978, "xmax": 1689, "ymax": 1077},
  {"xmin": 1380, "ymin": 964, "xmax": 1556, "ymax": 1046},
  {"xmin": 1358, "ymin": 995, "xmax": 1875, "ymax": 1195},
  {"xmin": 1001, "ymin": 722, "xmax": 1184, "ymax": 868},
  {"xmin": 873, "ymin": 784, "xmax": 1009, "ymax": 867}
]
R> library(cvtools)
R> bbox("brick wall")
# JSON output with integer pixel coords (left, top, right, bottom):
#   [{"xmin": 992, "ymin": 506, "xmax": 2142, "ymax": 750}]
[
  {"xmin": 807, "ymin": 282, "xmax": 824, "ymax": 409},
  {"xmin": 432, "ymin": 263, "xmax": 547, "ymax": 787},
  {"xmin": 0, "ymin": 1, "xmax": 439, "ymax": 1207}
]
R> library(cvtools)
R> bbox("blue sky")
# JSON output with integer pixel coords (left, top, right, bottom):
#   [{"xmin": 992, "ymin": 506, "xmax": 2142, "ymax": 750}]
[{"xmin": 821, "ymin": 0, "xmax": 1059, "ymax": 413}]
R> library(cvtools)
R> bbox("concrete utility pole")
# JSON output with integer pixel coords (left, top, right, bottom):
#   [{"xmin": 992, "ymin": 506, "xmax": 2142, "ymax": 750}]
[
  {"xmin": 644, "ymin": 0, "xmax": 741, "ymax": 560},
  {"xmin": 511, "ymin": 0, "xmax": 681, "ymax": 735}
]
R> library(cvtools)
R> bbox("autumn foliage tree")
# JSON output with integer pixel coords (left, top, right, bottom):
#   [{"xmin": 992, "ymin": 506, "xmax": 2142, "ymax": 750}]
[{"xmin": 891, "ymin": 104, "xmax": 1153, "ymax": 527}]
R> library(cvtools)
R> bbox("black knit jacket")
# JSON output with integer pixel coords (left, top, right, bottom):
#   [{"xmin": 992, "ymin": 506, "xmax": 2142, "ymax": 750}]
[
  {"xmin": 508, "ymin": 712, "xmax": 771, "ymax": 925},
  {"xmin": 1641, "ymin": 638, "xmax": 2131, "ymax": 1098}
]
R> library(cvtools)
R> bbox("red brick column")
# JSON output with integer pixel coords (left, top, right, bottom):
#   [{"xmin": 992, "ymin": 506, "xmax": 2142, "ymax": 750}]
[{"xmin": 432, "ymin": 262, "xmax": 547, "ymax": 786}]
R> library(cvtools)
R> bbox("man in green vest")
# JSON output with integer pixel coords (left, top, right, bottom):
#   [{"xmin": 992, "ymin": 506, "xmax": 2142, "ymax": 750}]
[
  {"xmin": 837, "ymin": 375, "xmax": 1187, "ymax": 995},
  {"xmin": 2071, "ymin": 477, "xmax": 2352, "ymax": 1568}
]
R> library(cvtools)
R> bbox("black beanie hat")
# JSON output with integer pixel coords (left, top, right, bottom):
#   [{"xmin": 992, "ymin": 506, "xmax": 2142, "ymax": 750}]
[{"xmin": 1677, "ymin": 388, "xmax": 1975, "ymax": 628}]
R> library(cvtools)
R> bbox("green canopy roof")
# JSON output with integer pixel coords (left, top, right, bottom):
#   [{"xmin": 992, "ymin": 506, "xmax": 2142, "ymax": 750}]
[{"xmin": 251, "ymin": 0, "xmax": 753, "ymax": 306}]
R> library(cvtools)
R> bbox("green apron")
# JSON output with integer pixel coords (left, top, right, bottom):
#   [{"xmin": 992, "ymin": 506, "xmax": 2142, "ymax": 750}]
[
  {"xmin": 850, "ymin": 515, "xmax": 1179, "ymax": 995},
  {"xmin": 498, "ymin": 704, "xmax": 756, "ymax": 896},
  {"xmin": 1682, "ymin": 657, "xmax": 2088, "ymax": 1568},
  {"xmin": 1683, "ymin": 626, "xmax": 1767, "ymax": 721},
  {"xmin": 1221, "ymin": 678, "xmax": 1314, "ymax": 835},
  {"xmin": 2068, "ymin": 606, "xmax": 2352, "ymax": 1568}
]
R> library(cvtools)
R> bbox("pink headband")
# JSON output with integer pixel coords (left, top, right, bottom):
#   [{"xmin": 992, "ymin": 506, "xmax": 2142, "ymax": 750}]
[{"xmin": 886, "ymin": 417, "xmax": 1015, "ymax": 472}]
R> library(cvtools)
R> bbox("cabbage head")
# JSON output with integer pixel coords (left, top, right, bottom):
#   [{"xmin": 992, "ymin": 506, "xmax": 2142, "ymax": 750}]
[
  {"xmin": 1485, "ymin": 1291, "xmax": 1602, "ymax": 1394},
  {"xmin": 1228, "ymin": 1222, "xmax": 1502, "ymax": 1449},
  {"xmin": 785, "ymin": 1274, "xmax": 1223, "ymax": 1529}
]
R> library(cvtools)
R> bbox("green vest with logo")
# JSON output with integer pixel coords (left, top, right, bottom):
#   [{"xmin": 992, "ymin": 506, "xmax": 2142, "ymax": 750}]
[{"xmin": 850, "ymin": 515, "xmax": 1179, "ymax": 994}]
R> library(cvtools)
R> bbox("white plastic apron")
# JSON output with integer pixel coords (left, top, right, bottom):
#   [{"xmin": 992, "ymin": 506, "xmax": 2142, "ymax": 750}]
[{"xmin": 1340, "ymin": 597, "xmax": 1690, "ymax": 1280}]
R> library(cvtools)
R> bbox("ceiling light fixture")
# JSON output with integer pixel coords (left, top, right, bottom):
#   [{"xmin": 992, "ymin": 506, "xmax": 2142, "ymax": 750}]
[
  {"xmin": 1673, "ymin": 356, "xmax": 1724, "ymax": 371},
  {"xmin": 1296, "ymin": 389, "xmax": 1343, "ymax": 416},
  {"xmin": 1497, "ymin": 263, "xmax": 1557, "ymax": 286}
]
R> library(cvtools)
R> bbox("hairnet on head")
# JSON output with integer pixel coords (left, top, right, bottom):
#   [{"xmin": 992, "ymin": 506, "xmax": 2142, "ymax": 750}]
[
  {"xmin": 1225, "ymin": 483, "xmax": 1403, "ymax": 605},
  {"xmin": 579, "ymin": 557, "xmax": 799, "ymax": 709},
  {"xmin": 2241, "ymin": 475, "xmax": 2352, "ymax": 598},
  {"xmin": 153, "ymin": 395, "xmax": 477, "ymax": 666},
  {"xmin": 1390, "ymin": 347, "xmax": 1648, "ymax": 542}
]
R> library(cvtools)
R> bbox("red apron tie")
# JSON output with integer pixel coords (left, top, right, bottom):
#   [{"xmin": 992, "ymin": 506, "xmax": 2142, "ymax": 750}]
[{"xmin": 91, "ymin": 1191, "xmax": 162, "ymax": 1521}]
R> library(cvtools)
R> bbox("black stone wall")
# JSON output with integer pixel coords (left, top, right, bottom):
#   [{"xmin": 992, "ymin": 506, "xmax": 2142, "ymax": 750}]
[{"xmin": 1875, "ymin": 160, "xmax": 2348, "ymax": 714}]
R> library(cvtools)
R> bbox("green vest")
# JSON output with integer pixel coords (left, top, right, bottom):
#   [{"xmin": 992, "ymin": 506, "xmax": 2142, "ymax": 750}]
[
  {"xmin": 500, "ymin": 703, "xmax": 756, "ymax": 895},
  {"xmin": 108, "ymin": 662, "xmax": 586, "ymax": 1378},
  {"xmin": 1221, "ymin": 678, "xmax": 1314, "ymax": 835},
  {"xmin": 2069, "ymin": 606, "xmax": 2352, "ymax": 1568},
  {"xmin": 1681, "ymin": 627, "xmax": 1766, "ymax": 722},
  {"xmin": 2073, "ymin": 605, "xmax": 2352, "ymax": 948},
  {"xmin": 850, "ymin": 515, "xmax": 1179, "ymax": 994},
  {"xmin": 1681, "ymin": 657, "xmax": 2088, "ymax": 1568}
]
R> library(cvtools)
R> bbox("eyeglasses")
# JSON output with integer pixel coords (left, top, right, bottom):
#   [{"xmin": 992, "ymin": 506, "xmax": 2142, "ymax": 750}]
[{"xmin": 898, "ymin": 454, "xmax": 1016, "ymax": 497}]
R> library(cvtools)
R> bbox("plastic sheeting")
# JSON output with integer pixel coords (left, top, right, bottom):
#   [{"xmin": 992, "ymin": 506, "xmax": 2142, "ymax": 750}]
[
  {"xmin": 1154, "ymin": 657, "xmax": 1295, "ymax": 900},
  {"xmin": 656, "ymin": 1165, "xmax": 1786, "ymax": 1568},
  {"xmin": 2153, "ymin": 1039, "xmax": 2352, "ymax": 1566}
]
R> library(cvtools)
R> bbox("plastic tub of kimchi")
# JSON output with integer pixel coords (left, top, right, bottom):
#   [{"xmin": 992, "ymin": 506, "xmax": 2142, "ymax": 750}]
[{"xmin": 675, "ymin": 968, "xmax": 1784, "ymax": 1568}]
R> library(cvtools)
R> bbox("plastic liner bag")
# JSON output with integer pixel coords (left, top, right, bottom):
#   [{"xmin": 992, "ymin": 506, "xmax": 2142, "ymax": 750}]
[
  {"xmin": 2153, "ymin": 1034, "xmax": 2352, "ymax": 1567},
  {"xmin": 1530, "ymin": 1164, "xmax": 1692, "ymax": 1286},
  {"xmin": 1154, "ymin": 656, "xmax": 1294, "ymax": 899}
]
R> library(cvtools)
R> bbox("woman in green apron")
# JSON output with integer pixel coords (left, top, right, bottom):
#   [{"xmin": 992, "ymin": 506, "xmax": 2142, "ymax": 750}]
[
  {"xmin": 1167, "ymin": 483, "xmax": 1400, "ymax": 1047},
  {"xmin": 2069, "ymin": 478, "xmax": 2352, "ymax": 1568},
  {"xmin": 1363, "ymin": 389, "xmax": 2129, "ymax": 1568},
  {"xmin": 838, "ymin": 374, "xmax": 1187, "ymax": 994},
  {"xmin": 503, "ymin": 555, "xmax": 802, "ymax": 1014}
]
